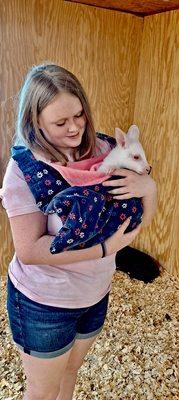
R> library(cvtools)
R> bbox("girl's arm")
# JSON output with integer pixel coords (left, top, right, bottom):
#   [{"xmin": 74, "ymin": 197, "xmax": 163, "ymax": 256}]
[
  {"xmin": 9, "ymin": 211, "xmax": 141, "ymax": 267},
  {"xmin": 140, "ymin": 183, "xmax": 157, "ymax": 226},
  {"xmin": 102, "ymin": 169, "xmax": 157, "ymax": 227}
]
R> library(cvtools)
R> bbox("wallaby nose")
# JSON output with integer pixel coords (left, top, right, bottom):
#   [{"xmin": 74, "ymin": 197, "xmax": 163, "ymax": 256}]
[{"xmin": 146, "ymin": 165, "xmax": 152, "ymax": 175}]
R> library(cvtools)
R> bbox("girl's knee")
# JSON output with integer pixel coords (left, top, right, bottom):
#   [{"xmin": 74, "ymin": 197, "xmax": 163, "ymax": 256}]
[
  {"xmin": 65, "ymin": 363, "xmax": 82, "ymax": 375},
  {"xmin": 20, "ymin": 348, "xmax": 71, "ymax": 400}
]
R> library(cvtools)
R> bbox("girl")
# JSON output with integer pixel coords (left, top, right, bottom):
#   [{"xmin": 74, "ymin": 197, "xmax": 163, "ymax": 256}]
[{"xmin": 1, "ymin": 63, "xmax": 157, "ymax": 400}]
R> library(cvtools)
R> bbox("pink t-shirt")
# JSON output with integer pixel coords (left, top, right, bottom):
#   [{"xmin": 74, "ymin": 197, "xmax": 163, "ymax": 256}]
[{"xmin": 0, "ymin": 138, "xmax": 116, "ymax": 308}]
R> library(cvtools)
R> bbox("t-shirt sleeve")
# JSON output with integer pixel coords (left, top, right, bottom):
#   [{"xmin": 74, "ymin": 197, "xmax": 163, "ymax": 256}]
[{"xmin": 0, "ymin": 158, "xmax": 40, "ymax": 217}]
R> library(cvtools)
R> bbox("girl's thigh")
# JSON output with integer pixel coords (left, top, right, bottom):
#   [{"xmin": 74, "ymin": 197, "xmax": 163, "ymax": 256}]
[
  {"xmin": 65, "ymin": 334, "xmax": 99, "ymax": 372},
  {"xmin": 19, "ymin": 347, "xmax": 72, "ymax": 399},
  {"xmin": 6, "ymin": 276, "xmax": 79, "ymax": 358}
]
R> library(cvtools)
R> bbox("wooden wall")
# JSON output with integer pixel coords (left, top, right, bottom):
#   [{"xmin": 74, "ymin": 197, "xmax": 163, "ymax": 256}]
[
  {"xmin": 133, "ymin": 10, "xmax": 179, "ymax": 276},
  {"xmin": 0, "ymin": 1, "xmax": 178, "ymax": 276},
  {"xmin": 0, "ymin": 0, "xmax": 142, "ymax": 275}
]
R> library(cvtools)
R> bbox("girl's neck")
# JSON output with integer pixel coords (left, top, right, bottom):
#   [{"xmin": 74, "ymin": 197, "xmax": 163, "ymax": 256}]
[
  {"xmin": 59, "ymin": 148, "xmax": 75, "ymax": 161},
  {"xmin": 31, "ymin": 148, "xmax": 76, "ymax": 163}
]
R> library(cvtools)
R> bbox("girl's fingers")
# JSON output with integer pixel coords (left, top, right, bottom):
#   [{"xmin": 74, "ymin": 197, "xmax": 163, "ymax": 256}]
[
  {"xmin": 113, "ymin": 194, "xmax": 133, "ymax": 200},
  {"xmin": 108, "ymin": 188, "xmax": 129, "ymax": 195},
  {"xmin": 124, "ymin": 224, "xmax": 141, "ymax": 238},
  {"xmin": 112, "ymin": 169, "xmax": 134, "ymax": 176},
  {"xmin": 102, "ymin": 178, "xmax": 127, "ymax": 187},
  {"xmin": 118, "ymin": 217, "xmax": 131, "ymax": 232}
]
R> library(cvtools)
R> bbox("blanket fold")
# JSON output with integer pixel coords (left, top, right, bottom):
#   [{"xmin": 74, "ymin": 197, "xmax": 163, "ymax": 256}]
[{"xmin": 44, "ymin": 151, "xmax": 111, "ymax": 186}]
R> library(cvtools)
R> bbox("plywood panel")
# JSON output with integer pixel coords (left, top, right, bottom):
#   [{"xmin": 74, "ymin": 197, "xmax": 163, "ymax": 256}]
[
  {"xmin": 0, "ymin": 207, "xmax": 14, "ymax": 274},
  {"xmin": 133, "ymin": 10, "xmax": 179, "ymax": 276},
  {"xmin": 67, "ymin": 0, "xmax": 179, "ymax": 15},
  {"xmin": 0, "ymin": 0, "xmax": 142, "ymax": 275}
]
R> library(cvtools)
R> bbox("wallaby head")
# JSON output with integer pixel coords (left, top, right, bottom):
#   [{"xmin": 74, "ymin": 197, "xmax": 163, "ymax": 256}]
[{"xmin": 99, "ymin": 125, "xmax": 151, "ymax": 175}]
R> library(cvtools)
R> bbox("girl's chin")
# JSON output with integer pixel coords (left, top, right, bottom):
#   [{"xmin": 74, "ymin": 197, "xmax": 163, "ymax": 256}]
[
  {"xmin": 57, "ymin": 135, "xmax": 82, "ymax": 151},
  {"xmin": 67, "ymin": 133, "xmax": 83, "ymax": 144}
]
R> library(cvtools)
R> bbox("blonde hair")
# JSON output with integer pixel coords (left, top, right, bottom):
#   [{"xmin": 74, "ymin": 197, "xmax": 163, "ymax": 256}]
[{"xmin": 14, "ymin": 63, "xmax": 96, "ymax": 164}]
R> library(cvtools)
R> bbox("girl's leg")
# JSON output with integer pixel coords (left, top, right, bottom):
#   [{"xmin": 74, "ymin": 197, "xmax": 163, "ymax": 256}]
[
  {"xmin": 57, "ymin": 293, "xmax": 109, "ymax": 399},
  {"xmin": 19, "ymin": 347, "xmax": 73, "ymax": 400},
  {"xmin": 57, "ymin": 335, "xmax": 98, "ymax": 400}
]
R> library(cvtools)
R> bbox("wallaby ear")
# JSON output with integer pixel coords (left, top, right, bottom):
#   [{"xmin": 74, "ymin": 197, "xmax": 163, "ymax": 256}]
[
  {"xmin": 115, "ymin": 127, "xmax": 128, "ymax": 148},
  {"xmin": 127, "ymin": 125, "xmax": 140, "ymax": 141}
]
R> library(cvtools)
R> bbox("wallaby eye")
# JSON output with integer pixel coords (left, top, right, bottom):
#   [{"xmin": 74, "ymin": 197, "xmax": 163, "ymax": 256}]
[{"xmin": 133, "ymin": 154, "xmax": 141, "ymax": 160}]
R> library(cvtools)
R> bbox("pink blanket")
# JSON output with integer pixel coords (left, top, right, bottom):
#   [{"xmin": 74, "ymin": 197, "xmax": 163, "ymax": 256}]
[{"xmin": 48, "ymin": 152, "xmax": 111, "ymax": 186}]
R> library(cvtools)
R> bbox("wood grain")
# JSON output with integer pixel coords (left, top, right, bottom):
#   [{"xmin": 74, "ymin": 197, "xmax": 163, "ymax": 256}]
[
  {"xmin": 67, "ymin": 0, "xmax": 179, "ymax": 16},
  {"xmin": 0, "ymin": 0, "xmax": 142, "ymax": 275},
  {"xmin": 0, "ymin": 207, "xmax": 14, "ymax": 275},
  {"xmin": 133, "ymin": 10, "xmax": 179, "ymax": 276}
]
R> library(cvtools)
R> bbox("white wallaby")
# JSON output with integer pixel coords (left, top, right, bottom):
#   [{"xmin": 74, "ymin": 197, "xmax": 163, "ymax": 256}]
[{"xmin": 99, "ymin": 125, "xmax": 150, "ymax": 175}]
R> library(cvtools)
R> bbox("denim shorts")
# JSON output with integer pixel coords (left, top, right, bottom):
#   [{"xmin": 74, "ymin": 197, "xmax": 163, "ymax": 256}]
[{"xmin": 6, "ymin": 276, "xmax": 109, "ymax": 359}]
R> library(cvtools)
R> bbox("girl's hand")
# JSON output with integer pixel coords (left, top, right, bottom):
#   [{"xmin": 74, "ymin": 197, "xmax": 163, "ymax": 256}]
[
  {"xmin": 102, "ymin": 168, "xmax": 156, "ymax": 200},
  {"xmin": 105, "ymin": 217, "xmax": 141, "ymax": 255}
]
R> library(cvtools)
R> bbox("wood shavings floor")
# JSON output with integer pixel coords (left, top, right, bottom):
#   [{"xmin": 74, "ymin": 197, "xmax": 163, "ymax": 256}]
[{"xmin": 0, "ymin": 270, "xmax": 179, "ymax": 400}]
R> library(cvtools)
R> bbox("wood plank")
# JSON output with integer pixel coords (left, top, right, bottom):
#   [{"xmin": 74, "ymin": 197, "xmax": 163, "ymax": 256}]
[
  {"xmin": 0, "ymin": 206, "xmax": 14, "ymax": 275},
  {"xmin": 134, "ymin": 10, "xmax": 179, "ymax": 276},
  {"xmin": 67, "ymin": 0, "xmax": 179, "ymax": 16}
]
